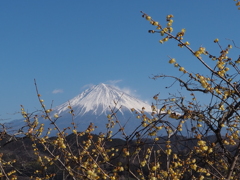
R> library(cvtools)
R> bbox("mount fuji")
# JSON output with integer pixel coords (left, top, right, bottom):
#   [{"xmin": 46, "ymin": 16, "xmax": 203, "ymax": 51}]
[
  {"xmin": 11, "ymin": 83, "xmax": 153, "ymax": 137},
  {"xmin": 55, "ymin": 83, "xmax": 152, "ymax": 118},
  {"xmin": 50, "ymin": 83, "xmax": 153, "ymax": 134}
]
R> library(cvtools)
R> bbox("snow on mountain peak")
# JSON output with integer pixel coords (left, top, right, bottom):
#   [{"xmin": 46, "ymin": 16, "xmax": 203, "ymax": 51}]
[{"xmin": 54, "ymin": 83, "xmax": 152, "ymax": 117}]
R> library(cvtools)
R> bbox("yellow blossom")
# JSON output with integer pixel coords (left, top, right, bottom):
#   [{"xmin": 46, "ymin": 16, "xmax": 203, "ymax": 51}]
[{"xmin": 169, "ymin": 58, "xmax": 176, "ymax": 64}]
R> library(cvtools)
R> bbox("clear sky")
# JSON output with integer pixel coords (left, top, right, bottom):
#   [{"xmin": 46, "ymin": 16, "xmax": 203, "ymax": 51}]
[{"xmin": 1, "ymin": 1, "xmax": 239, "ymax": 121}]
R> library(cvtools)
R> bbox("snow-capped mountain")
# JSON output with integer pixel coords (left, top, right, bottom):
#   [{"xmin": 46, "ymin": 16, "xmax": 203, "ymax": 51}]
[
  {"xmin": 10, "ymin": 83, "xmax": 153, "ymax": 137},
  {"xmin": 49, "ymin": 83, "xmax": 152, "ymax": 135},
  {"xmin": 55, "ymin": 83, "xmax": 152, "ymax": 117}
]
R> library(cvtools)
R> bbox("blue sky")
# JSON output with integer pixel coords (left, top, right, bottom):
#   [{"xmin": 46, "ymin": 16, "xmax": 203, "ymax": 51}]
[{"xmin": 1, "ymin": 1, "xmax": 239, "ymax": 121}]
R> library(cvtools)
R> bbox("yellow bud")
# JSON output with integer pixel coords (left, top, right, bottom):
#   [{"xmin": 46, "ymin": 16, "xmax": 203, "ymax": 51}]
[
  {"xmin": 145, "ymin": 16, "xmax": 151, "ymax": 21},
  {"xmin": 169, "ymin": 58, "xmax": 176, "ymax": 64},
  {"xmin": 152, "ymin": 166, "xmax": 157, "ymax": 171},
  {"xmin": 194, "ymin": 51, "xmax": 201, "ymax": 57},
  {"xmin": 165, "ymin": 149, "xmax": 172, "ymax": 155},
  {"xmin": 159, "ymin": 40, "xmax": 163, "ymax": 44},
  {"xmin": 163, "ymin": 37, "xmax": 169, "ymax": 42},
  {"xmin": 225, "ymin": 67, "xmax": 230, "ymax": 71},
  {"xmin": 61, "ymin": 144, "xmax": 66, "ymax": 149},
  {"xmin": 201, "ymin": 145, "xmax": 208, "ymax": 151},
  {"xmin": 197, "ymin": 123, "xmax": 202, "ymax": 127},
  {"xmin": 181, "ymin": 28, "xmax": 186, "ymax": 33},
  {"xmin": 142, "ymin": 122, "xmax": 147, "ymax": 127},
  {"xmin": 179, "ymin": 67, "xmax": 185, "ymax": 72},
  {"xmin": 173, "ymin": 154, "xmax": 178, "ymax": 159},
  {"xmin": 153, "ymin": 21, "xmax": 159, "ymax": 26},
  {"xmin": 198, "ymin": 140, "xmax": 206, "ymax": 146},
  {"xmin": 169, "ymin": 27, "xmax": 173, "ymax": 32},
  {"xmin": 223, "ymin": 140, "xmax": 229, "ymax": 145},
  {"xmin": 199, "ymin": 47, "xmax": 206, "ymax": 53},
  {"xmin": 174, "ymin": 63, "xmax": 179, "ymax": 67},
  {"xmin": 167, "ymin": 14, "xmax": 174, "ymax": 18}
]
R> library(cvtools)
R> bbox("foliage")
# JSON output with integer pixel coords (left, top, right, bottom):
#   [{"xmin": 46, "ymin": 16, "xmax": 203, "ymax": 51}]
[{"xmin": 0, "ymin": 2, "xmax": 240, "ymax": 180}]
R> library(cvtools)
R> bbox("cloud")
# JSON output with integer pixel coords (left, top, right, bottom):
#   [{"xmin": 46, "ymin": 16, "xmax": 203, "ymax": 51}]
[
  {"xmin": 81, "ymin": 83, "xmax": 94, "ymax": 90},
  {"xmin": 105, "ymin": 79, "xmax": 122, "ymax": 85},
  {"xmin": 119, "ymin": 87, "xmax": 138, "ymax": 97},
  {"xmin": 110, "ymin": 84, "xmax": 138, "ymax": 98},
  {"xmin": 105, "ymin": 79, "xmax": 139, "ymax": 98},
  {"xmin": 52, "ymin": 89, "xmax": 64, "ymax": 94}
]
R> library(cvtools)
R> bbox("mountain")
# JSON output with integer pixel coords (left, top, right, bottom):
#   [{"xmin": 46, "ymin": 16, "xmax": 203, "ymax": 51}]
[
  {"xmin": 54, "ymin": 83, "xmax": 152, "ymax": 117},
  {"xmin": 50, "ymin": 83, "xmax": 153, "ymax": 135},
  {"xmin": 10, "ymin": 83, "xmax": 153, "ymax": 137}
]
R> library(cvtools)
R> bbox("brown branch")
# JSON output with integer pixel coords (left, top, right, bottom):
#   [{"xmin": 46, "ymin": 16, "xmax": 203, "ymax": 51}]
[{"xmin": 153, "ymin": 75, "xmax": 209, "ymax": 93}]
